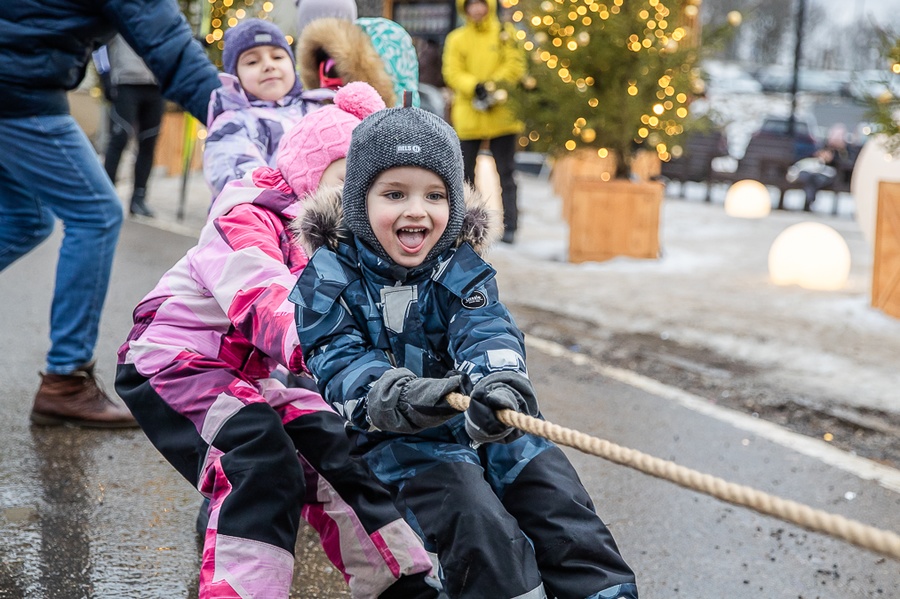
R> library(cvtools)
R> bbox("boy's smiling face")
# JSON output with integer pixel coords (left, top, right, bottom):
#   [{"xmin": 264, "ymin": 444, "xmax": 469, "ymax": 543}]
[
  {"xmin": 366, "ymin": 166, "xmax": 450, "ymax": 268},
  {"xmin": 236, "ymin": 45, "xmax": 295, "ymax": 102}
]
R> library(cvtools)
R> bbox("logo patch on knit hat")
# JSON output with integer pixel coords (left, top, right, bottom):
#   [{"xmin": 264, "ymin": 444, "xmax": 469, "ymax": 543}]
[
  {"xmin": 254, "ymin": 33, "xmax": 274, "ymax": 43},
  {"xmin": 396, "ymin": 145, "xmax": 421, "ymax": 153}
]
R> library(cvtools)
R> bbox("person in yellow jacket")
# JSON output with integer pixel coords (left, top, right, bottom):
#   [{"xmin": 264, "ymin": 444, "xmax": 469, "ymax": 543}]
[{"xmin": 443, "ymin": 0, "xmax": 526, "ymax": 243}]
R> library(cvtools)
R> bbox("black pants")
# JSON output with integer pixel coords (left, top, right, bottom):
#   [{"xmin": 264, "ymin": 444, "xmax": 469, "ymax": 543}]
[
  {"xmin": 394, "ymin": 445, "xmax": 638, "ymax": 599},
  {"xmin": 104, "ymin": 84, "xmax": 164, "ymax": 192},
  {"xmin": 114, "ymin": 363, "xmax": 437, "ymax": 598},
  {"xmin": 797, "ymin": 171, "xmax": 834, "ymax": 211},
  {"xmin": 460, "ymin": 134, "xmax": 519, "ymax": 234}
]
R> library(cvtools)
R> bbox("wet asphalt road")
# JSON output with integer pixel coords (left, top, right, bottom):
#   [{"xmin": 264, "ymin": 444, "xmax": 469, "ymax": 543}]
[
  {"xmin": 1, "ymin": 220, "xmax": 898, "ymax": 598},
  {"xmin": 0, "ymin": 222, "xmax": 348, "ymax": 598}
]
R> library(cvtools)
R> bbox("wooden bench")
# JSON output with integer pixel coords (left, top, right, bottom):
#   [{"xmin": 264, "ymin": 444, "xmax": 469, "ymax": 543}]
[
  {"xmin": 709, "ymin": 135, "xmax": 800, "ymax": 205},
  {"xmin": 660, "ymin": 130, "xmax": 728, "ymax": 201},
  {"xmin": 709, "ymin": 135, "xmax": 856, "ymax": 214}
]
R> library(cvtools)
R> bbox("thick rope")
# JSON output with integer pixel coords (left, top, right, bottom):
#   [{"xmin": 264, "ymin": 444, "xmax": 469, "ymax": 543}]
[{"xmin": 446, "ymin": 392, "xmax": 900, "ymax": 561}]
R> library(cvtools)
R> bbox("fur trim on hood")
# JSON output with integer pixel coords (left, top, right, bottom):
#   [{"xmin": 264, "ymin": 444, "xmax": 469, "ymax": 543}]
[
  {"xmin": 292, "ymin": 184, "xmax": 502, "ymax": 259},
  {"xmin": 296, "ymin": 18, "xmax": 396, "ymax": 107}
]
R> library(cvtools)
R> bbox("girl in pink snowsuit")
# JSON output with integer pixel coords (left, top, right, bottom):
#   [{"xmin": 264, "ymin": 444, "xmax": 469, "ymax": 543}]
[{"xmin": 115, "ymin": 82, "xmax": 438, "ymax": 599}]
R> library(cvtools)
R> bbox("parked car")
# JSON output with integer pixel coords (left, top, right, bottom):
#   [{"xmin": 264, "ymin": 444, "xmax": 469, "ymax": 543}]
[
  {"xmin": 749, "ymin": 115, "xmax": 820, "ymax": 160},
  {"xmin": 755, "ymin": 65, "xmax": 792, "ymax": 93},
  {"xmin": 755, "ymin": 65, "xmax": 848, "ymax": 96},
  {"xmin": 848, "ymin": 69, "xmax": 900, "ymax": 101},
  {"xmin": 798, "ymin": 70, "xmax": 848, "ymax": 96},
  {"xmin": 702, "ymin": 60, "xmax": 763, "ymax": 94}
]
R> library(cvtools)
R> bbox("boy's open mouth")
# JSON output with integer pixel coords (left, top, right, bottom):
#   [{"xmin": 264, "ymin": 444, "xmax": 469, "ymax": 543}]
[{"xmin": 397, "ymin": 227, "xmax": 428, "ymax": 252}]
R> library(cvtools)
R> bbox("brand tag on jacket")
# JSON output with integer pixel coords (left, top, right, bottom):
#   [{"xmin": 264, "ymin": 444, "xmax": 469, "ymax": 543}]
[{"xmin": 461, "ymin": 290, "xmax": 487, "ymax": 309}]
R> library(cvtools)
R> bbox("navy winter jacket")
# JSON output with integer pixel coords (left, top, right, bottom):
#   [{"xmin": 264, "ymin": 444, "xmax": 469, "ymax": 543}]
[
  {"xmin": 0, "ymin": 0, "xmax": 220, "ymax": 121},
  {"xmin": 289, "ymin": 187, "xmax": 524, "ymax": 434}
]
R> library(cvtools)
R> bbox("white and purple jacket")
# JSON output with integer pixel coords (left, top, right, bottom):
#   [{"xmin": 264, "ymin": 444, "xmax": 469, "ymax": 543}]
[{"xmin": 203, "ymin": 74, "xmax": 334, "ymax": 197}]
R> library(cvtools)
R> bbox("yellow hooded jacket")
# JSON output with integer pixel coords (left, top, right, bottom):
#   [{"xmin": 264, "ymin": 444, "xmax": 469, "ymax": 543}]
[{"xmin": 442, "ymin": 0, "xmax": 526, "ymax": 140}]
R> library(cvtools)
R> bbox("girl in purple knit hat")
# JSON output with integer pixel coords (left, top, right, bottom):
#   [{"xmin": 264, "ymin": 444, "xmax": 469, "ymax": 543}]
[
  {"xmin": 203, "ymin": 18, "xmax": 330, "ymax": 197},
  {"xmin": 205, "ymin": 17, "xmax": 412, "ymax": 197},
  {"xmin": 116, "ymin": 82, "xmax": 441, "ymax": 599}
]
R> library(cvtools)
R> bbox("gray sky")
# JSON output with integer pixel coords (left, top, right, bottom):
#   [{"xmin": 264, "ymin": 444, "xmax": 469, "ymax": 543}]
[{"xmin": 819, "ymin": 0, "xmax": 900, "ymax": 25}]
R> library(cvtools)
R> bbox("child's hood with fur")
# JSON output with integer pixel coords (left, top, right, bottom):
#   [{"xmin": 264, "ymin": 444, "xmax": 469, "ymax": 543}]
[
  {"xmin": 296, "ymin": 18, "xmax": 396, "ymax": 107},
  {"xmin": 292, "ymin": 184, "xmax": 502, "ymax": 259}
]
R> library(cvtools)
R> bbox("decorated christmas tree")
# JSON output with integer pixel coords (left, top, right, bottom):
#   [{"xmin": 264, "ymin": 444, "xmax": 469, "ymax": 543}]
[
  {"xmin": 509, "ymin": 0, "xmax": 701, "ymax": 178},
  {"xmin": 178, "ymin": 0, "xmax": 283, "ymax": 67},
  {"xmin": 865, "ymin": 31, "xmax": 900, "ymax": 154}
]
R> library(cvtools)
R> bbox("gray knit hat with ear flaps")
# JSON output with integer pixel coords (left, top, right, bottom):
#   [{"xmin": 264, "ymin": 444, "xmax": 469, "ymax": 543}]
[{"xmin": 342, "ymin": 107, "xmax": 466, "ymax": 263}]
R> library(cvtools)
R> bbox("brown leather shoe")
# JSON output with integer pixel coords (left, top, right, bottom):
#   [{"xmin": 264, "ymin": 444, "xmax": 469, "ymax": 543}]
[{"xmin": 30, "ymin": 361, "xmax": 138, "ymax": 428}]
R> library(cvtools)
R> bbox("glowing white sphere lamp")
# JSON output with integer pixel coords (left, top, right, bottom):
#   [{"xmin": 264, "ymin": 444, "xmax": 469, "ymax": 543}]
[
  {"xmin": 768, "ymin": 222, "xmax": 851, "ymax": 291},
  {"xmin": 724, "ymin": 179, "xmax": 771, "ymax": 218},
  {"xmin": 851, "ymin": 135, "xmax": 900, "ymax": 249}
]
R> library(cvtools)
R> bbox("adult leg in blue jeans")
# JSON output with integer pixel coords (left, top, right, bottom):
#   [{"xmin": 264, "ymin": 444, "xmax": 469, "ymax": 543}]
[{"xmin": 0, "ymin": 114, "xmax": 135, "ymax": 427}]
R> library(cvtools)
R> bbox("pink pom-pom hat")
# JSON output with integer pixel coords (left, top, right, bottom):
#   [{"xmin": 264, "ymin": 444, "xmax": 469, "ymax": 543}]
[{"xmin": 276, "ymin": 81, "xmax": 386, "ymax": 196}]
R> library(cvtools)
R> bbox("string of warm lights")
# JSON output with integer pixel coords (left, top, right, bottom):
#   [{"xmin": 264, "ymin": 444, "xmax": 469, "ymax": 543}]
[
  {"xmin": 512, "ymin": 0, "xmax": 701, "ymax": 168},
  {"xmin": 864, "ymin": 34, "xmax": 900, "ymax": 155}
]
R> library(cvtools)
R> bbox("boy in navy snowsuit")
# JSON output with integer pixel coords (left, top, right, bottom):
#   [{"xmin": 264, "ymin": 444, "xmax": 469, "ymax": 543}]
[{"xmin": 289, "ymin": 105, "xmax": 638, "ymax": 599}]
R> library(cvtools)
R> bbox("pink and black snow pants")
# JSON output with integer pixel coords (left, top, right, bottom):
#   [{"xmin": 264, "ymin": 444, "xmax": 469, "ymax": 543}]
[{"xmin": 115, "ymin": 360, "xmax": 435, "ymax": 599}]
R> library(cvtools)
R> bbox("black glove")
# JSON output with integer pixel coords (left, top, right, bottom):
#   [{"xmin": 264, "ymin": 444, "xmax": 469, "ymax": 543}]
[
  {"xmin": 367, "ymin": 368, "xmax": 462, "ymax": 434},
  {"xmin": 472, "ymin": 81, "xmax": 502, "ymax": 112},
  {"xmin": 464, "ymin": 371, "xmax": 539, "ymax": 444}
]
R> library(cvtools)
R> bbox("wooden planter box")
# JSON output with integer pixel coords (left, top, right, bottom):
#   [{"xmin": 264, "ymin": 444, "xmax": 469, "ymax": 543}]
[
  {"xmin": 568, "ymin": 178, "xmax": 664, "ymax": 263},
  {"xmin": 551, "ymin": 150, "xmax": 617, "ymax": 207},
  {"xmin": 872, "ymin": 181, "xmax": 900, "ymax": 318},
  {"xmin": 552, "ymin": 150, "xmax": 662, "ymax": 222},
  {"xmin": 156, "ymin": 111, "xmax": 204, "ymax": 176}
]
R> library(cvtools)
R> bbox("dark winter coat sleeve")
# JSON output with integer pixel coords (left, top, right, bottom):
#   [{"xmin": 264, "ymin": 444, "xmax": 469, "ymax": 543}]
[
  {"xmin": 435, "ymin": 243, "xmax": 528, "ymax": 379},
  {"xmin": 0, "ymin": 0, "xmax": 219, "ymax": 121},
  {"xmin": 104, "ymin": 1, "xmax": 220, "ymax": 122}
]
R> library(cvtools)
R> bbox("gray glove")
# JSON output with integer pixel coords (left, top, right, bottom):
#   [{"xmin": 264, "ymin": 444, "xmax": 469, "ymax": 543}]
[
  {"xmin": 367, "ymin": 368, "xmax": 462, "ymax": 434},
  {"xmin": 464, "ymin": 371, "xmax": 539, "ymax": 444}
]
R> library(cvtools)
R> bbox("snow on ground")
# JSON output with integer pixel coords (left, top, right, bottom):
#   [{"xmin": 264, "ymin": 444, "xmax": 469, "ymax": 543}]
[{"xmin": 488, "ymin": 168, "xmax": 900, "ymax": 417}]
